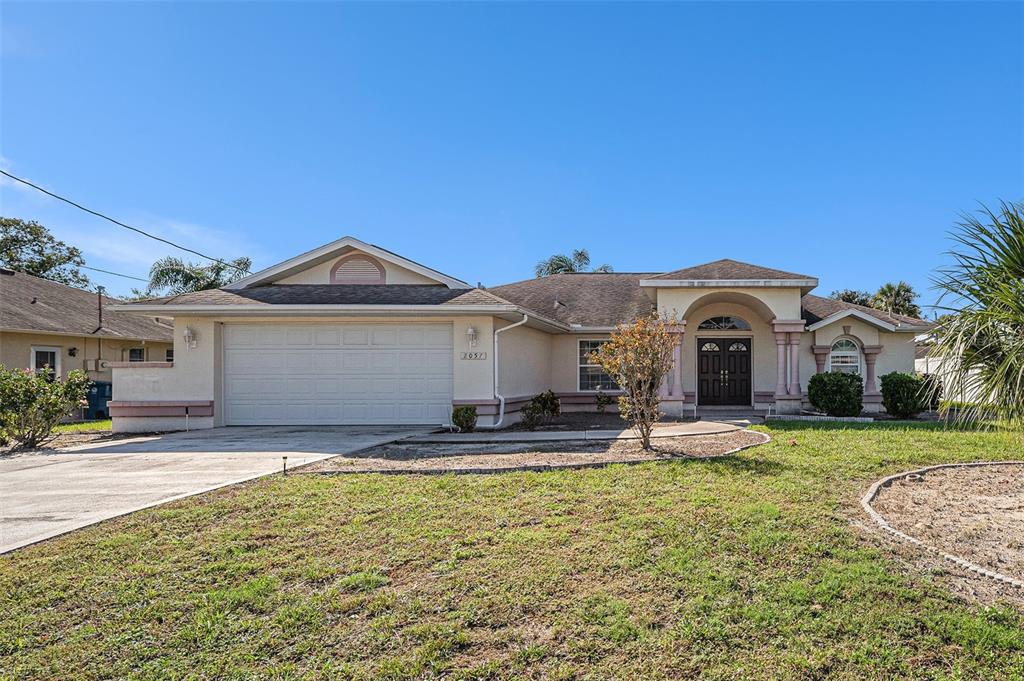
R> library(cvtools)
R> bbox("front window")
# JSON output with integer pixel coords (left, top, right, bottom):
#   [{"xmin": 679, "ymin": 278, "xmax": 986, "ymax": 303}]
[
  {"xmin": 829, "ymin": 338, "xmax": 861, "ymax": 374},
  {"xmin": 31, "ymin": 347, "xmax": 60, "ymax": 381},
  {"xmin": 128, "ymin": 348, "xmax": 146, "ymax": 362},
  {"xmin": 578, "ymin": 340, "xmax": 619, "ymax": 391},
  {"xmin": 165, "ymin": 348, "xmax": 174, "ymax": 362},
  {"xmin": 698, "ymin": 316, "xmax": 751, "ymax": 330}
]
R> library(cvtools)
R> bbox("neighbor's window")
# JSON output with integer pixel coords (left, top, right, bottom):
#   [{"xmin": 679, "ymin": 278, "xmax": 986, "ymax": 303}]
[
  {"xmin": 128, "ymin": 348, "xmax": 146, "ymax": 362},
  {"xmin": 829, "ymin": 338, "xmax": 861, "ymax": 374},
  {"xmin": 31, "ymin": 347, "xmax": 60, "ymax": 381},
  {"xmin": 578, "ymin": 340, "xmax": 619, "ymax": 391},
  {"xmin": 697, "ymin": 316, "xmax": 751, "ymax": 330},
  {"xmin": 165, "ymin": 348, "xmax": 174, "ymax": 362}
]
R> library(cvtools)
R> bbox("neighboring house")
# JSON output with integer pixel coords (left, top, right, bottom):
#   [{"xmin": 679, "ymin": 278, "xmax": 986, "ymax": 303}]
[
  {"xmin": 108, "ymin": 237, "xmax": 929, "ymax": 432},
  {"xmin": 0, "ymin": 269, "xmax": 174, "ymax": 390}
]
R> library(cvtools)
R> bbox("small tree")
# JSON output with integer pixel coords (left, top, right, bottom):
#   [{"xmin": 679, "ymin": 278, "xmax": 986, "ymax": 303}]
[
  {"xmin": 592, "ymin": 314, "xmax": 676, "ymax": 449},
  {"xmin": 0, "ymin": 367, "xmax": 90, "ymax": 449}
]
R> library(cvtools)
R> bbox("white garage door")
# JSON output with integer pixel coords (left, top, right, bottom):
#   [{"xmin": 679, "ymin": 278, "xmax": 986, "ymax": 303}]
[{"xmin": 223, "ymin": 323, "xmax": 453, "ymax": 425}]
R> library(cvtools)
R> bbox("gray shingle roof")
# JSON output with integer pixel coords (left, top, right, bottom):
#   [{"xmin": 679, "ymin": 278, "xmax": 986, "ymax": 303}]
[
  {"xmin": 0, "ymin": 269, "xmax": 173, "ymax": 341},
  {"xmin": 134, "ymin": 284, "xmax": 513, "ymax": 307},
  {"xmin": 800, "ymin": 293, "xmax": 928, "ymax": 327},
  {"xmin": 649, "ymin": 259, "xmax": 815, "ymax": 281},
  {"xmin": 490, "ymin": 273, "xmax": 658, "ymax": 327}
]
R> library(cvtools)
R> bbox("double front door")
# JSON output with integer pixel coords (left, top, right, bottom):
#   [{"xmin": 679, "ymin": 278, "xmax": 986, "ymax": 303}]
[{"xmin": 697, "ymin": 338, "xmax": 752, "ymax": 406}]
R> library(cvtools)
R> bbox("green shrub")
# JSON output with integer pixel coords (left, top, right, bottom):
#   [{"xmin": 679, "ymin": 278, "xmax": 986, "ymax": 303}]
[
  {"xmin": 921, "ymin": 373, "xmax": 943, "ymax": 410},
  {"xmin": 0, "ymin": 367, "xmax": 90, "ymax": 449},
  {"xmin": 595, "ymin": 390, "xmax": 615, "ymax": 413},
  {"xmin": 452, "ymin": 405, "xmax": 477, "ymax": 432},
  {"xmin": 880, "ymin": 372, "xmax": 928, "ymax": 419},
  {"xmin": 807, "ymin": 372, "xmax": 863, "ymax": 417},
  {"xmin": 520, "ymin": 390, "xmax": 561, "ymax": 430}
]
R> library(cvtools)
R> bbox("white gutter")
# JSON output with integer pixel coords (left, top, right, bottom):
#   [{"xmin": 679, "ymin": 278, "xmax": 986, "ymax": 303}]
[{"xmin": 478, "ymin": 313, "xmax": 529, "ymax": 430}]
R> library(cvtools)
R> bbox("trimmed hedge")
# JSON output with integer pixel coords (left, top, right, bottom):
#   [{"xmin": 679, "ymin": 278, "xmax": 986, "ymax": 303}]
[
  {"xmin": 452, "ymin": 405, "xmax": 477, "ymax": 432},
  {"xmin": 880, "ymin": 372, "xmax": 928, "ymax": 419},
  {"xmin": 807, "ymin": 372, "xmax": 864, "ymax": 417}
]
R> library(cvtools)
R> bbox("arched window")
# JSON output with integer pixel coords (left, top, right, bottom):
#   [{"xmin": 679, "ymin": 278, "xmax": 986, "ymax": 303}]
[
  {"xmin": 698, "ymin": 316, "xmax": 751, "ymax": 330},
  {"xmin": 829, "ymin": 338, "xmax": 861, "ymax": 374},
  {"xmin": 330, "ymin": 254, "xmax": 385, "ymax": 284},
  {"xmin": 700, "ymin": 342, "xmax": 721, "ymax": 352}
]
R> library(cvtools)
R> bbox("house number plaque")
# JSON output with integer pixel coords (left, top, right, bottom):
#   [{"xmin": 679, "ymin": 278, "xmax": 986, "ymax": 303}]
[{"xmin": 460, "ymin": 352, "xmax": 487, "ymax": 360}]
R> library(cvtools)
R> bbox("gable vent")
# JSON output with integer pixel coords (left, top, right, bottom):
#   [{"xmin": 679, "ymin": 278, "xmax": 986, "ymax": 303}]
[{"xmin": 330, "ymin": 254, "xmax": 386, "ymax": 284}]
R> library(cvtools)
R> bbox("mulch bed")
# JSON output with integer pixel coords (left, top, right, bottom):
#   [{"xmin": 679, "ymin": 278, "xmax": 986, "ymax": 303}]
[
  {"xmin": 301, "ymin": 429, "xmax": 767, "ymax": 474},
  {"xmin": 868, "ymin": 462, "xmax": 1024, "ymax": 603},
  {"xmin": 505, "ymin": 412, "xmax": 694, "ymax": 432}
]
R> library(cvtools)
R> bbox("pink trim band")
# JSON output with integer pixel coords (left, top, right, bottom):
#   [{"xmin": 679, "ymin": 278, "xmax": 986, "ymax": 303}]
[
  {"xmin": 108, "ymin": 362, "xmax": 174, "ymax": 369},
  {"xmin": 110, "ymin": 400, "xmax": 214, "ymax": 417}
]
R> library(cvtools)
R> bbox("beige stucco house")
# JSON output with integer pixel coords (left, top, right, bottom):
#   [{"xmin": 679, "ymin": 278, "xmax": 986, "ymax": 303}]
[
  {"xmin": 0, "ymin": 268, "xmax": 174, "ymax": 390},
  {"xmin": 108, "ymin": 237, "xmax": 929, "ymax": 432}
]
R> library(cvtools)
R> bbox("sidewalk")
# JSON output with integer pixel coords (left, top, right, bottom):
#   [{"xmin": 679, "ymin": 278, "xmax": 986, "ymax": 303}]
[{"xmin": 407, "ymin": 420, "xmax": 740, "ymax": 444}]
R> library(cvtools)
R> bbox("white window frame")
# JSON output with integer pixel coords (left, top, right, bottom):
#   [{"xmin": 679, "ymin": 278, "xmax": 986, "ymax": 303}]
[
  {"xmin": 828, "ymin": 337, "xmax": 862, "ymax": 375},
  {"xmin": 577, "ymin": 339, "xmax": 619, "ymax": 392},
  {"xmin": 30, "ymin": 346, "xmax": 62, "ymax": 378},
  {"xmin": 128, "ymin": 347, "xmax": 146, "ymax": 362}
]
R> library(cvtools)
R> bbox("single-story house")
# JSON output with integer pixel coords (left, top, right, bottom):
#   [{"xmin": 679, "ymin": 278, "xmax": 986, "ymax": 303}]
[
  {"xmin": 108, "ymin": 237, "xmax": 929, "ymax": 432},
  {"xmin": 0, "ymin": 268, "xmax": 174, "ymax": 391}
]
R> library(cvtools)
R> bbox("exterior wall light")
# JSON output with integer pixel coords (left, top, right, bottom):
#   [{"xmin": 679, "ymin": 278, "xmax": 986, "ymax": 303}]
[
  {"xmin": 465, "ymin": 326, "xmax": 479, "ymax": 348},
  {"xmin": 183, "ymin": 327, "xmax": 198, "ymax": 350}
]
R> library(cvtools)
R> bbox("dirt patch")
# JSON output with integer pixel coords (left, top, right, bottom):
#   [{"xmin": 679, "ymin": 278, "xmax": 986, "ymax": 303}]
[
  {"xmin": 301, "ymin": 429, "xmax": 767, "ymax": 474},
  {"xmin": 0, "ymin": 431, "xmax": 148, "ymax": 457},
  {"xmin": 867, "ymin": 463, "xmax": 1024, "ymax": 603}
]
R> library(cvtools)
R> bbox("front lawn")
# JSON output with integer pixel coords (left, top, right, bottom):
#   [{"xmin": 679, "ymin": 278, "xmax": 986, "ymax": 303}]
[
  {"xmin": 2, "ymin": 423, "xmax": 1023, "ymax": 679},
  {"xmin": 53, "ymin": 419, "xmax": 112, "ymax": 433}
]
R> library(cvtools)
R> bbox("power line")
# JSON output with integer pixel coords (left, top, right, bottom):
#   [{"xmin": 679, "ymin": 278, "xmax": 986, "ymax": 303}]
[
  {"xmin": 80, "ymin": 265, "xmax": 149, "ymax": 282},
  {"xmin": 0, "ymin": 169, "xmax": 250, "ymax": 274}
]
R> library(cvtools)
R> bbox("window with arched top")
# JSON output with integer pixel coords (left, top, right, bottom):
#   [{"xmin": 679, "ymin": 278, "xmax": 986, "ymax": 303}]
[
  {"xmin": 829, "ymin": 338, "xmax": 862, "ymax": 374},
  {"xmin": 728, "ymin": 341, "xmax": 748, "ymax": 352},
  {"xmin": 698, "ymin": 316, "xmax": 751, "ymax": 330},
  {"xmin": 330, "ymin": 254, "xmax": 385, "ymax": 284},
  {"xmin": 700, "ymin": 342, "xmax": 721, "ymax": 352}
]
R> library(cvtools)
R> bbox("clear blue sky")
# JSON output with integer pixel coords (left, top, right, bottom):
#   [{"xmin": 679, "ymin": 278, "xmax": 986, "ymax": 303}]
[{"xmin": 2, "ymin": 2, "xmax": 1022, "ymax": 310}]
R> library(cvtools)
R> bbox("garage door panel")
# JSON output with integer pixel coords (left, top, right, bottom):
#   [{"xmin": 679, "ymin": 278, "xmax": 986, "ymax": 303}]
[{"xmin": 224, "ymin": 323, "xmax": 453, "ymax": 425}]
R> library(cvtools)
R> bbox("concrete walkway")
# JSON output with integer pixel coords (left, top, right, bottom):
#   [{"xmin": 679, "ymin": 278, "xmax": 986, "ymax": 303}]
[
  {"xmin": 0, "ymin": 425, "xmax": 429, "ymax": 554},
  {"xmin": 407, "ymin": 420, "xmax": 739, "ymax": 443}
]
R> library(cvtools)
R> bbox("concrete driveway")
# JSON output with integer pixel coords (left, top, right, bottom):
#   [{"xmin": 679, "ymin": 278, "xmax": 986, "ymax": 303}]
[{"xmin": 0, "ymin": 425, "xmax": 431, "ymax": 554}]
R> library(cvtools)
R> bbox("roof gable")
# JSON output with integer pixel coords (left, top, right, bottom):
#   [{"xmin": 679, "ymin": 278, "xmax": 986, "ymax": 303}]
[
  {"xmin": 647, "ymin": 259, "xmax": 817, "ymax": 283},
  {"xmin": 800, "ymin": 293, "xmax": 929, "ymax": 331},
  {"xmin": 224, "ymin": 236, "xmax": 471, "ymax": 290}
]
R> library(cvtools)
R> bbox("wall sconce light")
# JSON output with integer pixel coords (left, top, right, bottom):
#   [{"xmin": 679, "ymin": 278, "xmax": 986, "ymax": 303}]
[
  {"xmin": 68, "ymin": 347, "xmax": 78, "ymax": 357},
  {"xmin": 465, "ymin": 326, "xmax": 479, "ymax": 348},
  {"xmin": 183, "ymin": 327, "xmax": 198, "ymax": 350}
]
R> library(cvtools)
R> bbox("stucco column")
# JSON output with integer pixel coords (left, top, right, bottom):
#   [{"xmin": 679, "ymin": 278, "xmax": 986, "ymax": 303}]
[
  {"xmin": 811, "ymin": 345, "xmax": 830, "ymax": 374},
  {"xmin": 774, "ymin": 332, "xmax": 788, "ymax": 397},
  {"xmin": 862, "ymin": 345, "xmax": 883, "ymax": 395},
  {"xmin": 787, "ymin": 332, "xmax": 801, "ymax": 395}
]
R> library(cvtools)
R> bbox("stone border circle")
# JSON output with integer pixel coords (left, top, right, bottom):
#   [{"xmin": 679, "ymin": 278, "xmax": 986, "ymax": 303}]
[
  {"xmin": 861, "ymin": 461, "xmax": 1024, "ymax": 590},
  {"xmin": 304, "ymin": 429, "xmax": 772, "ymax": 476}
]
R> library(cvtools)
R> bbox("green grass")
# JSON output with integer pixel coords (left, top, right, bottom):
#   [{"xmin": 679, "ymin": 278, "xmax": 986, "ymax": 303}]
[
  {"xmin": 3, "ymin": 423, "xmax": 1024, "ymax": 679},
  {"xmin": 53, "ymin": 419, "xmax": 112, "ymax": 433}
]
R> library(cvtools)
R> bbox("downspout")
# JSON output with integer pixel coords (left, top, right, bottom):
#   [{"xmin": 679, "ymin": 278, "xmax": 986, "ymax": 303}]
[{"xmin": 479, "ymin": 313, "xmax": 528, "ymax": 430}]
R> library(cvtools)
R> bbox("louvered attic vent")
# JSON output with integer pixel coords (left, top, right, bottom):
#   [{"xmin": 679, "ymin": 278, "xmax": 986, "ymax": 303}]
[{"xmin": 330, "ymin": 255, "xmax": 385, "ymax": 284}]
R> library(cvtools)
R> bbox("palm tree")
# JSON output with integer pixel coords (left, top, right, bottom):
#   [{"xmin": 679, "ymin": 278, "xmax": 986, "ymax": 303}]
[
  {"xmin": 931, "ymin": 201, "xmax": 1024, "ymax": 427},
  {"xmin": 140, "ymin": 256, "xmax": 251, "ymax": 296},
  {"xmin": 534, "ymin": 248, "xmax": 612, "ymax": 277},
  {"xmin": 872, "ymin": 281, "xmax": 921, "ymax": 318}
]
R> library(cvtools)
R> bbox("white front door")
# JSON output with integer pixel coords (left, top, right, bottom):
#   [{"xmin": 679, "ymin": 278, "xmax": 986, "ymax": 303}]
[{"xmin": 223, "ymin": 323, "xmax": 453, "ymax": 425}]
